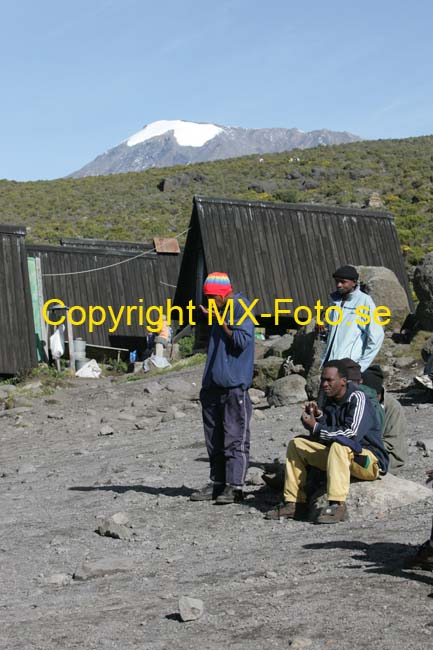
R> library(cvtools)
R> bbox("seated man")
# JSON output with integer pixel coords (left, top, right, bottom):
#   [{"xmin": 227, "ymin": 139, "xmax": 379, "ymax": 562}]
[
  {"xmin": 266, "ymin": 359, "xmax": 389, "ymax": 524},
  {"xmin": 361, "ymin": 365, "xmax": 407, "ymax": 471}
]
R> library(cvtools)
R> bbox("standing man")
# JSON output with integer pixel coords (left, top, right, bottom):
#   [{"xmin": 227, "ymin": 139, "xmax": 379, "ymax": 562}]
[
  {"xmin": 190, "ymin": 272, "xmax": 255, "ymax": 505},
  {"xmin": 320, "ymin": 265, "xmax": 384, "ymax": 372}
]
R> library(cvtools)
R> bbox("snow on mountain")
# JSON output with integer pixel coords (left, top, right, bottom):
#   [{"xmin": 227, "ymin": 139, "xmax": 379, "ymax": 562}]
[{"xmin": 126, "ymin": 120, "xmax": 224, "ymax": 148}]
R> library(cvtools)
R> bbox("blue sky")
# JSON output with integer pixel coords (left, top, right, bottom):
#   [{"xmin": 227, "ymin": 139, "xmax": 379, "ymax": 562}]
[{"xmin": 1, "ymin": 0, "xmax": 432, "ymax": 181}]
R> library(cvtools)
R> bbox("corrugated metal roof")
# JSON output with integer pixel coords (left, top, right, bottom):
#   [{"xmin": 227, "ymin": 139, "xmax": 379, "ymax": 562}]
[{"xmin": 174, "ymin": 196, "xmax": 412, "ymax": 316}]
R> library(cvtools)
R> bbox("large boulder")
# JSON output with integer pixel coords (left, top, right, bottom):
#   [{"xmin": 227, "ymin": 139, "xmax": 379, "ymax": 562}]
[
  {"xmin": 264, "ymin": 333, "xmax": 295, "ymax": 359},
  {"xmin": 310, "ymin": 473, "xmax": 432, "ymax": 521},
  {"xmin": 290, "ymin": 321, "xmax": 327, "ymax": 399},
  {"xmin": 253, "ymin": 356, "xmax": 284, "ymax": 391},
  {"xmin": 414, "ymin": 252, "xmax": 433, "ymax": 329},
  {"xmin": 267, "ymin": 375, "xmax": 307, "ymax": 407},
  {"xmin": 356, "ymin": 266, "xmax": 410, "ymax": 328}
]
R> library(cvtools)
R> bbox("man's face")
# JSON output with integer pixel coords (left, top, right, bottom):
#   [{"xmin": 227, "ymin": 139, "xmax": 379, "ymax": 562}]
[
  {"xmin": 207, "ymin": 294, "xmax": 225, "ymax": 310},
  {"xmin": 321, "ymin": 367, "xmax": 347, "ymax": 398},
  {"xmin": 335, "ymin": 277, "xmax": 356, "ymax": 296}
]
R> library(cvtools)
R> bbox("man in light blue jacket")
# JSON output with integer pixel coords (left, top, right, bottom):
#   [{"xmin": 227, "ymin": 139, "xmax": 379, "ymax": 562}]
[{"xmin": 320, "ymin": 265, "xmax": 384, "ymax": 372}]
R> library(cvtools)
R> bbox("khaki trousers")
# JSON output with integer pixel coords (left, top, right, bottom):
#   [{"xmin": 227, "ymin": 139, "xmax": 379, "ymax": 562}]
[{"xmin": 283, "ymin": 437, "xmax": 380, "ymax": 503}]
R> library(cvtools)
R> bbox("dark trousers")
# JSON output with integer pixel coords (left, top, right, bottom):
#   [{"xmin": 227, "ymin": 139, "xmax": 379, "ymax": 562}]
[{"xmin": 200, "ymin": 386, "xmax": 252, "ymax": 486}]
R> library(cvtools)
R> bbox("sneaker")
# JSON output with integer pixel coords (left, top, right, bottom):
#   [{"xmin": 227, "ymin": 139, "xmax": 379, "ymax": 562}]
[
  {"xmin": 190, "ymin": 483, "xmax": 225, "ymax": 502},
  {"xmin": 315, "ymin": 502, "xmax": 348, "ymax": 524},
  {"xmin": 414, "ymin": 375, "xmax": 433, "ymax": 390},
  {"xmin": 264, "ymin": 501, "xmax": 308, "ymax": 520},
  {"xmin": 214, "ymin": 485, "xmax": 244, "ymax": 505},
  {"xmin": 404, "ymin": 541, "xmax": 433, "ymax": 570}
]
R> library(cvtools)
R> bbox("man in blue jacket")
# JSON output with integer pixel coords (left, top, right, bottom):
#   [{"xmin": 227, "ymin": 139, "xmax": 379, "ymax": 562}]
[
  {"xmin": 266, "ymin": 359, "xmax": 389, "ymax": 523},
  {"xmin": 320, "ymin": 265, "xmax": 385, "ymax": 372},
  {"xmin": 190, "ymin": 272, "xmax": 255, "ymax": 505}
]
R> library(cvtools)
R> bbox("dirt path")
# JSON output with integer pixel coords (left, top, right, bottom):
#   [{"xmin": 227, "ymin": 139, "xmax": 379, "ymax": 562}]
[{"xmin": 1, "ymin": 366, "xmax": 432, "ymax": 650}]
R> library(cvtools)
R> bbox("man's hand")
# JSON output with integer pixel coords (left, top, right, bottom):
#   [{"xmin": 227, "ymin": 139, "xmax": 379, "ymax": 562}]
[
  {"xmin": 305, "ymin": 401, "xmax": 322, "ymax": 418},
  {"xmin": 199, "ymin": 304, "xmax": 209, "ymax": 316},
  {"xmin": 301, "ymin": 404, "xmax": 317, "ymax": 431}
]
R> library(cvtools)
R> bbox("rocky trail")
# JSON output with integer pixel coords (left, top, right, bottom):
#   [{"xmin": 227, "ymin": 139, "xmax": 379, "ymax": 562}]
[{"xmin": 1, "ymin": 364, "xmax": 433, "ymax": 650}]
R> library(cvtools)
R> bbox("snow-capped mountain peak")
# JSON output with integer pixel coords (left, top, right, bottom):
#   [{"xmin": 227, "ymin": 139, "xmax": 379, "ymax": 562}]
[{"xmin": 126, "ymin": 120, "xmax": 223, "ymax": 148}]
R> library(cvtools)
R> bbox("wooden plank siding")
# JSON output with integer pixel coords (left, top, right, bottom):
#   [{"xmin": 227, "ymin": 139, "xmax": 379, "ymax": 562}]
[
  {"xmin": 174, "ymin": 196, "xmax": 412, "ymax": 320},
  {"xmin": 0, "ymin": 225, "xmax": 37, "ymax": 375},
  {"xmin": 27, "ymin": 243, "xmax": 182, "ymax": 347}
]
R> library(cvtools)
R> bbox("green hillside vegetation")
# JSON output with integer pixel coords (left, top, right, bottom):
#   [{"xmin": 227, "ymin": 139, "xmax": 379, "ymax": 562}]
[{"xmin": 1, "ymin": 135, "xmax": 433, "ymax": 262}]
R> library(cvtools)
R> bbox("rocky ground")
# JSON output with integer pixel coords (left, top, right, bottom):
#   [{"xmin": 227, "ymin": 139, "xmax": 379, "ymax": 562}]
[{"xmin": 1, "ymin": 362, "xmax": 433, "ymax": 650}]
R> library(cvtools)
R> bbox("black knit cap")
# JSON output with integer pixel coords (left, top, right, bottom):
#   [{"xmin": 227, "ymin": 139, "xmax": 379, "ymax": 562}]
[
  {"xmin": 332, "ymin": 265, "xmax": 359, "ymax": 281},
  {"xmin": 339, "ymin": 358, "xmax": 362, "ymax": 382},
  {"xmin": 361, "ymin": 365, "xmax": 384, "ymax": 393}
]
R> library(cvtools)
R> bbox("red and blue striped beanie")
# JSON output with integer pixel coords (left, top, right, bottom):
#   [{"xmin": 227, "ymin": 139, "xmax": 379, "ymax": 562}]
[{"xmin": 203, "ymin": 272, "xmax": 233, "ymax": 297}]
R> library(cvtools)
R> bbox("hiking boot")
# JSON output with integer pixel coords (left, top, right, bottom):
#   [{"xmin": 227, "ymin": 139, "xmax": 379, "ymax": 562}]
[
  {"xmin": 190, "ymin": 483, "xmax": 225, "ymax": 502},
  {"xmin": 214, "ymin": 485, "xmax": 244, "ymax": 505},
  {"xmin": 404, "ymin": 541, "xmax": 433, "ymax": 570},
  {"xmin": 262, "ymin": 472, "xmax": 285, "ymax": 491},
  {"xmin": 315, "ymin": 502, "xmax": 348, "ymax": 524},
  {"xmin": 265, "ymin": 501, "xmax": 308, "ymax": 520}
]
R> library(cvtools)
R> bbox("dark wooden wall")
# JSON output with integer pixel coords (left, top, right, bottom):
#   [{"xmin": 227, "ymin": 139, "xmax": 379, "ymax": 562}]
[
  {"xmin": 27, "ymin": 244, "xmax": 182, "ymax": 347},
  {"xmin": 175, "ymin": 196, "xmax": 411, "ymax": 317},
  {"xmin": 0, "ymin": 226, "xmax": 37, "ymax": 375}
]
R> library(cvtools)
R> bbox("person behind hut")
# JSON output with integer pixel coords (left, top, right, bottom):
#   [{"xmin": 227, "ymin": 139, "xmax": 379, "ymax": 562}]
[
  {"xmin": 190, "ymin": 272, "xmax": 255, "ymax": 505},
  {"xmin": 265, "ymin": 359, "xmax": 389, "ymax": 523},
  {"xmin": 154, "ymin": 315, "xmax": 171, "ymax": 358},
  {"xmin": 318, "ymin": 265, "xmax": 385, "ymax": 372}
]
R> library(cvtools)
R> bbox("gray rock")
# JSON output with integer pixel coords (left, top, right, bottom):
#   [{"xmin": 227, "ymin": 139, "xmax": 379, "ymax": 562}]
[
  {"xmin": 20, "ymin": 381, "xmax": 43, "ymax": 392},
  {"xmin": 95, "ymin": 517, "xmax": 134, "ymax": 541},
  {"xmin": 249, "ymin": 388, "xmax": 266, "ymax": 404},
  {"xmin": 41, "ymin": 573, "xmax": 73, "ymax": 587},
  {"xmin": 161, "ymin": 411, "xmax": 175, "ymax": 423},
  {"xmin": 143, "ymin": 381, "xmax": 163, "ymax": 395},
  {"xmin": 356, "ymin": 266, "xmax": 410, "ymax": 328},
  {"xmin": 17, "ymin": 463, "xmax": 36, "ymax": 475},
  {"xmin": 393, "ymin": 356, "xmax": 415, "ymax": 369},
  {"xmin": 160, "ymin": 377, "xmax": 198, "ymax": 399},
  {"xmin": 253, "ymin": 357, "xmax": 284, "ymax": 391},
  {"xmin": 99, "ymin": 425, "xmax": 114, "ymax": 436},
  {"xmin": 0, "ymin": 389, "xmax": 9, "ymax": 400},
  {"xmin": 264, "ymin": 333, "xmax": 294, "ymax": 359},
  {"xmin": 310, "ymin": 473, "xmax": 433, "ymax": 521},
  {"xmin": 245, "ymin": 468, "xmax": 264, "ymax": 486},
  {"xmin": 267, "ymin": 375, "xmax": 307, "ymax": 407},
  {"xmin": 178, "ymin": 595, "xmax": 204, "ymax": 622},
  {"xmin": 0, "ymin": 384, "xmax": 17, "ymax": 394},
  {"xmin": 290, "ymin": 321, "xmax": 327, "ymax": 399},
  {"xmin": 415, "ymin": 439, "xmax": 433, "ymax": 452},
  {"xmin": 290, "ymin": 638, "xmax": 313, "ymax": 650},
  {"xmin": 117, "ymin": 412, "xmax": 137, "ymax": 422},
  {"xmin": 73, "ymin": 557, "xmax": 135, "ymax": 581},
  {"xmin": 110, "ymin": 512, "xmax": 129, "ymax": 525}
]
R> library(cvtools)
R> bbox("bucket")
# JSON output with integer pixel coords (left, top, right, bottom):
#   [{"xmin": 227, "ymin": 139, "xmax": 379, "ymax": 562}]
[
  {"xmin": 75, "ymin": 357, "xmax": 89, "ymax": 371},
  {"xmin": 74, "ymin": 338, "xmax": 86, "ymax": 360}
]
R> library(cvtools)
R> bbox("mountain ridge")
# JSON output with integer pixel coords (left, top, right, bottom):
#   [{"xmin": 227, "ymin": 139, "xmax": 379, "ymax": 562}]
[{"xmin": 69, "ymin": 119, "xmax": 361, "ymax": 178}]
